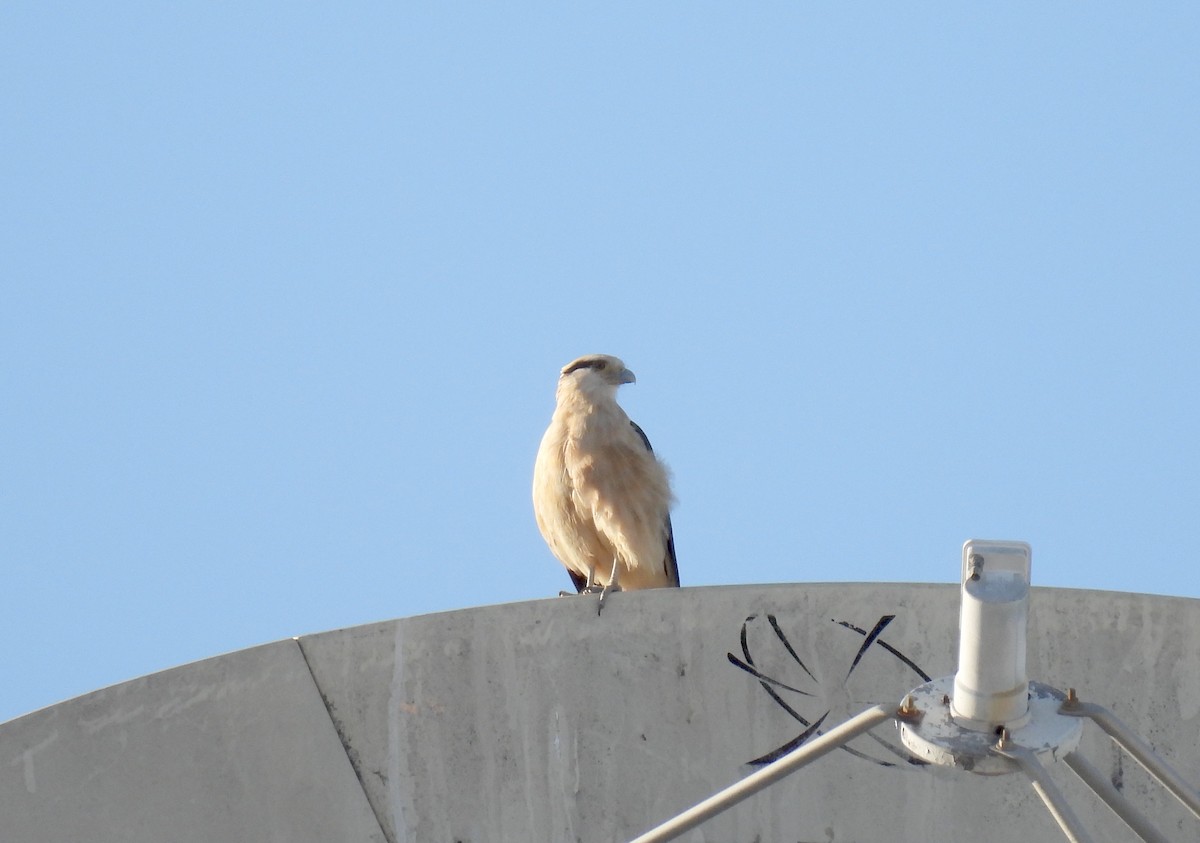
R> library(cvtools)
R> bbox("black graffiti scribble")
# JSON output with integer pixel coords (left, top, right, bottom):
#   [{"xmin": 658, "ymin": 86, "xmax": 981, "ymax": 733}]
[
  {"xmin": 833, "ymin": 618, "xmax": 931, "ymax": 684},
  {"xmin": 727, "ymin": 613, "xmax": 931, "ymax": 767}
]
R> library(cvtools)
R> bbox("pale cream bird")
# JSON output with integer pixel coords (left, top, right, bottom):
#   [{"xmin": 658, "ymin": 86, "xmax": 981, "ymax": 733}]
[{"xmin": 533, "ymin": 354, "xmax": 679, "ymax": 611}]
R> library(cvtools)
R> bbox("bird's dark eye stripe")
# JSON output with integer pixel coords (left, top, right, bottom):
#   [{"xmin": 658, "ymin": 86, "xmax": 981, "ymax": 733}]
[{"xmin": 562, "ymin": 359, "xmax": 604, "ymax": 376}]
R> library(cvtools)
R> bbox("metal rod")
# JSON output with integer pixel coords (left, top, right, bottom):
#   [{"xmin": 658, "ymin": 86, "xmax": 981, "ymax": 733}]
[
  {"xmin": 628, "ymin": 703, "xmax": 897, "ymax": 843},
  {"xmin": 994, "ymin": 743, "xmax": 1094, "ymax": 843},
  {"xmin": 1064, "ymin": 751, "xmax": 1171, "ymax": 843},
  {"xmin": 1062, "ymin": 699, "xmax": 1200, "ymax": 819}
]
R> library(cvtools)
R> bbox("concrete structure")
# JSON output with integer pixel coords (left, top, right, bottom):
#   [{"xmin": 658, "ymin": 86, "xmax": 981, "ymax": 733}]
[{"xmin": 2, "ymin": 583, "xmax": 1198, "ymax": 842}]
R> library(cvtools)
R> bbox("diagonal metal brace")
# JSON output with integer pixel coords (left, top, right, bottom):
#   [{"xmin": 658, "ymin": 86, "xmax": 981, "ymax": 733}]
[
  {"xmin": 1060, "ymin": 691, "xmax": 1200, "ymax": 819},
  {"xmin": 1064, "ymin": 751, "xmax": 1172, "ymax": 843},
  {"xmin": 628, "ymin": 703, "xmax": 898, "ymax": 843},
  {"xmin": 992, "ymin": 740, "xmax": 1095, "ymax": 843}
]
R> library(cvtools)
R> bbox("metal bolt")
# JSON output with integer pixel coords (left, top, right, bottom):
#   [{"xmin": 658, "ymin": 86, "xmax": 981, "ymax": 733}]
[
  {"xmin": 995, "ymin": 727, "xmax": 1011, "ymax": 749},
  {"xmin": 968, "ymin": 554, "xmax": 984, "ymax": 581},
  {"xmin": 897, "ymin": 694, "xmax": 923, "ymax": 722}
]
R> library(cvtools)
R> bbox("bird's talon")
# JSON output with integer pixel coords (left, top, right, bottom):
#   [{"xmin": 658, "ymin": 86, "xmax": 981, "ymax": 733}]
[{"xmin": 595, "ymin": 583, "xmax": 622, "ymax": 615}]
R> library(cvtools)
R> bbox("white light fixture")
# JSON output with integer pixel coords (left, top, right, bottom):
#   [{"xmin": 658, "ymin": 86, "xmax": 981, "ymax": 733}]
[{"xmin": 898, "ymin": 540, "xmax": 1083, "ymax": 776}]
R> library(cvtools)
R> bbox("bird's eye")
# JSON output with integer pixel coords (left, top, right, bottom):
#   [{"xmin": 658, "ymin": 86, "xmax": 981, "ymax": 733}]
[{"xmin": 594, "ymin": 361, "xmax": 607, "ymax": 370}]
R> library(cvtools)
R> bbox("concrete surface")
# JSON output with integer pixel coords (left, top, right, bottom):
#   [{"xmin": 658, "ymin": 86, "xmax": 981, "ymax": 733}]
[
  {"xmin": 3, "ymin": 583, "xmax": 1198, "ymax": 842},
  {"xmin": 1, "ymin": 639, "xmax": 387, "ymax": 843}
]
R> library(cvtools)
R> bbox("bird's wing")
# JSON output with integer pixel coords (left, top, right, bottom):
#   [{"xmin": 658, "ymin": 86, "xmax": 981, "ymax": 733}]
[
  {"xmin": 567, "ymin": 568, "xmax": 588, "ymax": 593},
  {"xmin": 629, "ymin": 420, "xmax": 680, "ymax": 587},
  {"xmin": 627, "ymin": 419, "xmax": 655, "ymax": 453},
  {"xmin": 533, "ymin": 419, "xmax": 596, "ymax": 592},
  {"xmin": 660, "ymin": 512, "xmax": 680, "ymax": 587}
]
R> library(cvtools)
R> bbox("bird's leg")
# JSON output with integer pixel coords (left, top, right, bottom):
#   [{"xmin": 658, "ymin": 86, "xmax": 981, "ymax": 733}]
[
  {"xmin": 596, "ymin": 556, "xmax": 622, "ymax": 615},
  {"xmin": 567, "ymin": 564, "xmax": 602, "ymax": 598},
  {"xmin": 576, "ymin": 564, "xmax": 602, "ymax": 592}
]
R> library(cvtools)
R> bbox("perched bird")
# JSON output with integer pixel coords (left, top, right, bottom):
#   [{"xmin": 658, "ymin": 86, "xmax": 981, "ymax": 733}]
[{"xmin": 533, "ymin": 354, "xmax": 679, "ymax": 611}]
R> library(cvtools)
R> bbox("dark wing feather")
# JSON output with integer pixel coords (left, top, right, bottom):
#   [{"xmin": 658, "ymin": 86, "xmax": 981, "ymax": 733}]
[
  {"xmin": 567, "ymin": 569, "xmax": 588, "ymax": 593},
  {"xmin": 628, "ymin": 419, "xmax": 657, "ymax": 454},
  {"xmin": 629, "ymin": 420, "xmax": 681, "ymax": 587},
  {"xmin": 662, "ymin": 513, "xmax": 680, "ymax": 587}
]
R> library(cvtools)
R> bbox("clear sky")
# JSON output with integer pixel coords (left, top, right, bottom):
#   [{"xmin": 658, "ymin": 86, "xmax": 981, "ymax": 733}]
[{"xmin": 3, "ymin": 4, "xmax": 1198, "ymax": 725}]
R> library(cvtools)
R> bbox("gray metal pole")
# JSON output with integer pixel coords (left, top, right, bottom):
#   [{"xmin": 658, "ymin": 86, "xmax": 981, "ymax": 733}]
[
  {"xmin": 628, "ymin": 703, "xmax": 897, "ymax": 843},
  {"xmin": 996, "ymin": 743, "xmax": 1095, "ymax": 843},
  {"xmin": 1062, "ymin": 698, "xmax": 1200, "ymax": 819},
  {"xmin": 1063, "ymin": 751, "xmax": 1171, "ymax": 843}
]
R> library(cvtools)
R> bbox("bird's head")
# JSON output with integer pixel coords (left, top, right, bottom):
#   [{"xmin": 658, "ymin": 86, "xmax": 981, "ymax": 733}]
[{"xmin": 558, "ymin": 353, "xmax": 636, "ymax": 400}]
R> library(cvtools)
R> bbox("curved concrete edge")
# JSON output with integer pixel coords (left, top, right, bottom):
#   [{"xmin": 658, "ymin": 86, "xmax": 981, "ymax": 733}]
[
  {"xmin": 0, "ymin": 637, "xmax": 387, "ymax": 843},
  {"xmin": 3, "ymin": 583, "xmax": 1198, "ymax": 843}
]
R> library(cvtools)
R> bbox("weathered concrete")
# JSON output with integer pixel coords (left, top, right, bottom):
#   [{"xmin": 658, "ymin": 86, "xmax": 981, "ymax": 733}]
[
  {"xmin": 0, "ymin": 639, "xmax": 387, "ymax": 843},
  {"xmin": 3, "ymin": 584, "xmax": 1198, "ymax": 842}
]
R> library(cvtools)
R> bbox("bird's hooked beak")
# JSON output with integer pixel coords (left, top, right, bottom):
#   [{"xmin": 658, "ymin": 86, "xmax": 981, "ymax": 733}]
[{"xmin": 619, "ymin": 367, "xmax": 636, "ymax": 385}]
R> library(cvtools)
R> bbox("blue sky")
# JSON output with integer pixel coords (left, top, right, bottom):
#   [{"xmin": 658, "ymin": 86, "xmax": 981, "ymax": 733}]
[{"xmin": 3, "ymin": 4, "xmax": 1198, "ymax": 724}]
